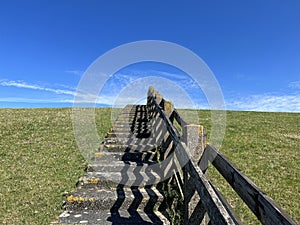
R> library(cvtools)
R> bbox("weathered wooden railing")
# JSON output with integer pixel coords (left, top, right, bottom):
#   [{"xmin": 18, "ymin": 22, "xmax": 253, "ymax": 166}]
[{"xmin": 146, "ymin": 86, "xmax": 297, "ymax": 225}]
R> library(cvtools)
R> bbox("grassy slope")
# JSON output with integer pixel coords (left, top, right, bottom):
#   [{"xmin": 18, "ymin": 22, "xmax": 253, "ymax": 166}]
[
  {"xmin": 197, "ymin": 110, "xmax": 299, "ymax": 224},
  {"xmin": 0, "ymin": 108, "xmax": 111, "ymax": 224},
  {"xmin": 0, "ymin": 108, "xmax": 298, "ymax": 224}
]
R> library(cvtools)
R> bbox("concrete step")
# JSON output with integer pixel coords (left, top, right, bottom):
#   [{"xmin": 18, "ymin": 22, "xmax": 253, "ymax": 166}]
[
  {"xmin": 112, "ymin": 124, "xmax": 150, "ymax": 130},
  {"xmin": 116, "ymin": 111, "xmax": 147, "ymax": 116},
  {"xmin": 115, "ymin": 109, "xmax": 147, "ymax": 114},
  {"xmin": 80, "ymin": 171, "xmax": 163, "ymax": 189},
  {"xmin": 103, "ymin": 144, "xmax": 157, "ymax": 152},
  {"xmin": 81, "ymin": 171, "xmax": 163, "ymax": 187},
  {"xmin": 110, "ymin": 126, "xmax": 151, "ymax": 133},
  {"xmin": 92, "ymin": 151, "xmax": 158, "ymax": 162},
  {"xmin": 87, "ymin": 161, "xmax": 155, "ymax": 173},
  {"xmin": 63, "ymin": 185, "xmax": 164, "ymax": 213},
  {"xmin": 51, "ymin": 209, "xmax": 170, "ymax": 224},
  {"xmin": 100, "ymin": 144, "xmax": 129, "ymax": 152},
  {"xmin": 104, "ymin": 136, "xmax": 152, "ymax": 142},
  {"xmin": 103, "ymin": 137, "xmax": 153, "ymax": 145},
  {"xmin": 111, "ymin": 126, "xmax": 151, "ymax": 133},
  {"xmin": 114, "ymin": 117, "xmax": 148, "ymax": 121},
  {"xmin": 87, "ymin": 164, "xmax": 159, "ymax": 176},
  {"xmin": 99, "ymin": 143, "xmax": 157, "ymax": 153},
  {"xmin": 114, "ymin": 117, "xmax": 147, "ymax": 121},
  {"xmin": 105, "ymin": 131, "xmax": 151, "ymax": 139},
  {"xmin": 113, "ymin": 121, "xmax": 149, "ymax": 126}
]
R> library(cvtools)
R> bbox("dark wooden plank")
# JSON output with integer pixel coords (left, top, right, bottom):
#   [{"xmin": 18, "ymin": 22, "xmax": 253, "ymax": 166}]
[
  {"xmin": 183, "ymin": 166, "xmax": 189, "ymax": 225},
  {"xmin": 209, "ymin": 181, "xmax": 243, "ymax": 225},
  {"xmin": 173, "ymin": 109, "xmax": 188, "ymax": 128},
  {"xmin": 204, "ymin": 145, "xmax": 298, "ymax": 225},
  {"xmin": 188, "ymin": 198, "xmax": 207, "ymax": 225},
  {"xmin": 185, "ymin": 160, "xmax": 239, "ymax": 225},
  {"xmin": 150, "ymin": 95, "xmax": 181, "ymax": 145},
  {"xmin": 148, "ymin": 90, "xmax": 239, "ymax": 224},
  {"xmin": 185, "ymin": 173, "xmax": 196, "ymax": 203}
]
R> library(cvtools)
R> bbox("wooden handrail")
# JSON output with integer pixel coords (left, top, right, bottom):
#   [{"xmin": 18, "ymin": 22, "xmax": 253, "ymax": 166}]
[
  {"xmin": 199, "ymin": 145, "xmax": 298, "ymax": 225},
  {"xmin": 147, "ymin": 87, "xmax": 240, "ymax": 224},
  {"xmin": 171, "ymin": 109, "xmax": 188, "ymax": 128},
  {"xmin": 146, "ymin": 86, "xmax": 298, "ymax": 225}
]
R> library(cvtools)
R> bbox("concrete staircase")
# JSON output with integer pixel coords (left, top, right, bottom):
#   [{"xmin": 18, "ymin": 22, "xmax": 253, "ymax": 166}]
[{"xmin": 51, "ymin": 105, "xmax": 170, "ymax": 225}]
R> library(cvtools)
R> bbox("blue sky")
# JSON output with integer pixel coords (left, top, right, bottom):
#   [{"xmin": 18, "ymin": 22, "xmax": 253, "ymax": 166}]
[{"xmin": 0, "ymin": 0, "xmax": 299, "ymax": 112}]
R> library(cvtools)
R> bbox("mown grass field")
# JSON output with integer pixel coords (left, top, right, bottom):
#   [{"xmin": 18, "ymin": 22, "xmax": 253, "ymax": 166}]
[
  {"xmin": 0, "ymin": 108, "xmax": 299, "ymax": 224},
  {"xmin": 196, "ymin": 110, "xmax": 299, "ymax": 224}
]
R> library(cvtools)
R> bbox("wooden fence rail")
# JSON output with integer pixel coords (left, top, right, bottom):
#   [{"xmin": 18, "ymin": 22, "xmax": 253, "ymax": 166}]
[
  {"xmin": 146, "ymin": 86, "xmax": 298, "ymax": 225},
  {"xmin": 199, "ymin": 145, "xmax": 297, "ymax": 225}
]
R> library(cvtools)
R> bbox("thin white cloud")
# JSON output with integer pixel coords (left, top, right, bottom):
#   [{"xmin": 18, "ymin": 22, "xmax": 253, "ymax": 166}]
[
  {"xmin": 0, "ymin": 80, "xmax": 76, "ymax": 96},
  {"xmin": 0, "ymin": 79, "xmax": 111, "ymax": 105},
  {"xmin": 228, "ymin": 94, "xmax": 300, "ymax": 112},
  {"xmin": 65, "ymin": 70, "xmax": 84, "ymax": 76},
  {"xmin": 124, "ymin": 70, "xmax": 202, "ymax": 88},
  {"xmin": 64, "ymin": 94, "xmax": 137, "ymax": 106},
  {"xmin": 0, "ymin": 97, "xmax": 72, "ymax": 103},
  {"xmin": 147, "ymin": 70, "xmax": 189, "ymax": 80},
  {"xmin": 54, "ymin": 83, "xmax": 77, "ymax": 90},
  {"xmin": 288, "ymin": 81, "xmax": 300, "ymax": 90}
]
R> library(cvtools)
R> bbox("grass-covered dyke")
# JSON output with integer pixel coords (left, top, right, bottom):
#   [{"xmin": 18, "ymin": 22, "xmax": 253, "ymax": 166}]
[
  {"xmin": 196, "ymin": 110, "xmax": 299, "ymax": 224},
  {"xmin": 0, "ymin": 108, "xmax": 298, "ymax": 224},
  {"xmin": 0, "ymin": 108, "xmax": 111, "ymax": 224}
]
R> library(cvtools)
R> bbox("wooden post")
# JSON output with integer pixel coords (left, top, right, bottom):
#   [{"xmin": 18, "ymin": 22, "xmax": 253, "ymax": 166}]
[
  {"xmin": 183, "ymin": 125, "xmax": 205, "ymax": 164},
  {"xmin": 183, "ymin": 165, "xmax": 189, "ymax": 225},
  {"xmin": 147, "ymin": 86, "xmax": 155, "ymax": 117},
  {"xmin": 155, "ymin": 93, "xmax": 163, "ymax": 106},
  {"xmin": 182, "ymin": 125, "xmax": 199, "ymax": 224},
  {"xmin": 163, "ymin": 100, "xmax": 174, "ymax": 117},
  {"xmin": 183, "ymin": 124, "xmax": 209, "ymax": 225},
  {"xmin": 147, "ymin": 86, "xmax": 154, "ymax": 104}
]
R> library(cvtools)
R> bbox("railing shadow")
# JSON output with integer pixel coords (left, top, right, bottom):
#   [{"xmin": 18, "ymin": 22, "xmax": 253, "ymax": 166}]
[{"xmin": 107, "ymin": 105, "xmax": 166, "ymax": 225}]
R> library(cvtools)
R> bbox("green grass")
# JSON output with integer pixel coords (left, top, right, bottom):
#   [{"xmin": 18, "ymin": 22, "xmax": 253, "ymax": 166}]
[
  {"xmin": 197, "ymin": 110, "xmax": 300, "ymax": 224},
  {"xmin": 0, "ymin": 108, "xmax": 111, "ymax": 224},
  {"xmin": 0, "ymin": 108, "xmax": 298, "ymax": 224}
]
